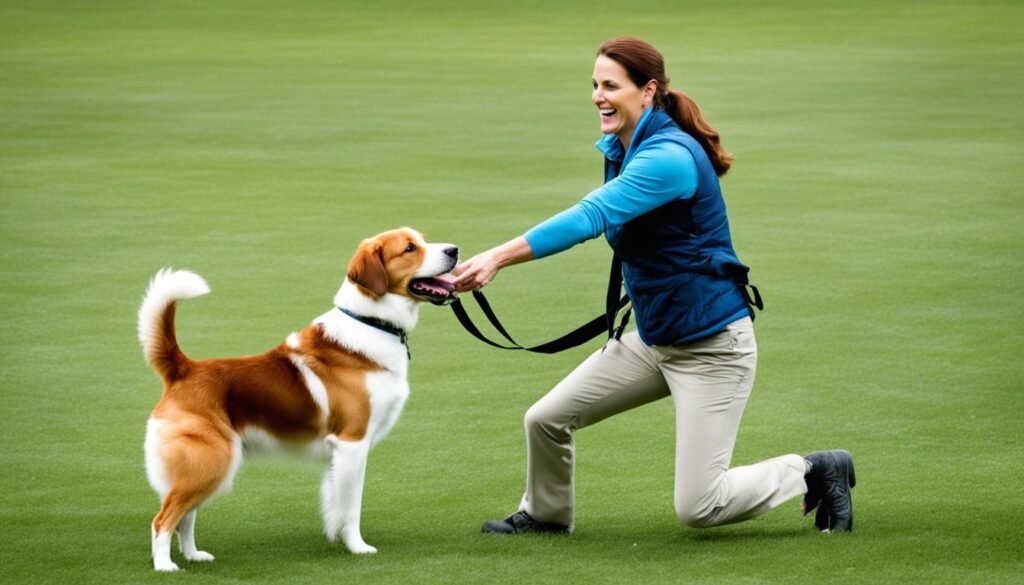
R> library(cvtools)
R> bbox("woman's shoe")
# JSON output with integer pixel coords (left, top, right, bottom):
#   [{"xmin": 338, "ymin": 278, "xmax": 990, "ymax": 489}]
[
  {"xmin": 481, "ymin": 511, "xmax": 569, "ymax": 535},
  {"xmin": 803, "ymin": 449, "xmax": 856, "ymax": 532}
]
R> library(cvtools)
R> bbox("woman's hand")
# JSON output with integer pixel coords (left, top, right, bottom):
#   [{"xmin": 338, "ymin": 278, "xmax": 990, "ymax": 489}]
[
  {"xmin": 450, "ymin": 236, "xmax": 534, "ymax": 293},
  {"xmin": 451, "ymin": 252, "xmax": 500, "ymax": 292}
]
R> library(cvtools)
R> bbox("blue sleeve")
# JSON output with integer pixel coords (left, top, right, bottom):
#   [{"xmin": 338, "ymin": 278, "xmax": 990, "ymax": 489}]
[{"xmin": 524, "ymin": 141, "xmax": 697, "ymax": 259}]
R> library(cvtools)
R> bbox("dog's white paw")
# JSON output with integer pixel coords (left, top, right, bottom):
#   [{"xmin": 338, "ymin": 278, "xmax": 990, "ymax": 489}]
[
  {"xmin": 338, "ymin": 524, "xmax": 377, "ymax": 554},
  {"xmin": 185, "ymin": 550, "xmax": 215, "ymax": 562},
  {"xmin": 154, "ymin": 559, "xmax": 181, "ymax": 572},
  {"xmin": 346, "ymin": 541, "xmax": 378, "ymax": 555}
]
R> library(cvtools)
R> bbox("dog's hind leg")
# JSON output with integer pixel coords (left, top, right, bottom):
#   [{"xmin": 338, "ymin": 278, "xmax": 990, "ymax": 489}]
[
  {"xmin": 150, "ymin": 422, "xmax": 237, "ymax": 571},
  {"xmin": 177, "ymin": 509, "xmax": 215, "ymax": 563},
  {"xmin": 321, "ymin": 435, "xmax": 376, "ymax": 554},
  {"xmin": 152, "ymin": 490, "xmax": 197, "ymax": 572}
]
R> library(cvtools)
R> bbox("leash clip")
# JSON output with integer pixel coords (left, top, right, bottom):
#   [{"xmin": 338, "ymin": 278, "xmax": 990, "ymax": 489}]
[{"xmin": 602, "ymin": 304, "xmax": 632, "ymax": 352}]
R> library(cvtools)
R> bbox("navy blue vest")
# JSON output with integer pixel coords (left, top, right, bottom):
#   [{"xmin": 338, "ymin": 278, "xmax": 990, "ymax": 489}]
[{"xmin": 605, "ymin": 109, "xmax": 752, "ymax": 345}]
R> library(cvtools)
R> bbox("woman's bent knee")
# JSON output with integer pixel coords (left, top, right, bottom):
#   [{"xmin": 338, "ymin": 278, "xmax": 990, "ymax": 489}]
[
  {"xmin": 524, "ymin": 402, "xmax": 553, "ymax": 431},
  {"xmin": 675, "ymin": 502, "xmax": 720, "ymax": 529},
  {"xmin": 524, "ymin": 401, "xmax": 574, "ymax": 439}
]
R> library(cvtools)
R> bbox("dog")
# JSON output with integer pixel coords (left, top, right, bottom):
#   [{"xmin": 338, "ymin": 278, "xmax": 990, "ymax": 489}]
[{"xmin": 138, "ymin": 227, "xmax": 458, "ymax": 571}]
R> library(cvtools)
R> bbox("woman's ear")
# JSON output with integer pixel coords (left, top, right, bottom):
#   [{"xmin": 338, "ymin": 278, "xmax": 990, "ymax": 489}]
[
  {"xmin": 644, "ymin": 80, "xmax": 658, "ymax": 107},
  {"xmin": 347, "ymin": 240, "xmax": 389, "ymax": 298}
]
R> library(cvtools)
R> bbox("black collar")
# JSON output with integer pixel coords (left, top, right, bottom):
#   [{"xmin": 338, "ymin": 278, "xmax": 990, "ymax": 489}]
[{"xmin": 337, "ymin": 307, "xmax": 410, "ymax": 360}]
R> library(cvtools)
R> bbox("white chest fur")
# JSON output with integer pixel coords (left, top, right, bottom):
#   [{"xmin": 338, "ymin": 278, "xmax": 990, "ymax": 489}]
[{"xmin": 365, "ymin": 371, "xmax": 409, "ymax": 446}]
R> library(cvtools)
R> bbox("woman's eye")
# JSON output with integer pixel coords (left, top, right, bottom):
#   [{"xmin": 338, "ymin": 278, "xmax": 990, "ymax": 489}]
[{"xmin": 405, "ymin": 243, "xmax": 417, "ymax": 253}]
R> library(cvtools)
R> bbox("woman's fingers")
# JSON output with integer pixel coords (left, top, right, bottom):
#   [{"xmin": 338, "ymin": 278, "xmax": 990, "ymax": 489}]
[{"xmin": 452, "ymin": 254, "xmax": 496, "ymax": 292}]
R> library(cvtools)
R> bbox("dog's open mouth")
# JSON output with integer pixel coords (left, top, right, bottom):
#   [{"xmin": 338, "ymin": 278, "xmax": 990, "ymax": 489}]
[{"xmin": 409, "ymin": 274, "xmax": 458, "ymax": 306}]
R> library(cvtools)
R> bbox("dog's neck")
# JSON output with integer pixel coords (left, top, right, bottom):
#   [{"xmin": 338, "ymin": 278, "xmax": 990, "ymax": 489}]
[{"xmin": 333, "ymin": 280, "xmax": 420, "ymax": 333}]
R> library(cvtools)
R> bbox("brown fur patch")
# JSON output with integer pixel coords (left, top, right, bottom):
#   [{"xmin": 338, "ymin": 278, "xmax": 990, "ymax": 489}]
[
  {"xmin": 346, "ymin": 228, "xmax": 429, "ymax": 299},
  {"xmin": 347, "ymin": 240, "xmax": 389, "ymax": 298},
  {"xmin": 291, "ymin": 325, "xmax": 384, "ymax": 441}
]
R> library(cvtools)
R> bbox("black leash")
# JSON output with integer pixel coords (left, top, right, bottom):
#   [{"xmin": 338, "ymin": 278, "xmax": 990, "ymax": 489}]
[
  {"xmin": 449, "ymin": 255, "xmax": 631, "ymax": 354},
  {"xmin": 453, "ymin": 153, "xmax": 762, "ymax": 354},
  {"xmin": 450, "ymin": 254, "xmax": 764, "ymax": 354},
  {"xmin": 732, "ymin": 269, "xmax": 765, "ymax": 313}
]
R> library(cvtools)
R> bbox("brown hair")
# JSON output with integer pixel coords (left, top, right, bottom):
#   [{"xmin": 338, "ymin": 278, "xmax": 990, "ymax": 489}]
[{"xmin": 598, "ymin": 36, "xmax": 733, "ymax": 176}]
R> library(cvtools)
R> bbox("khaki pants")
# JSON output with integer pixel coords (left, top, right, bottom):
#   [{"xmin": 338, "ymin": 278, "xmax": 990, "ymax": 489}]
[{"xmin": 519, "ymin": 317, "xmax": 807, "ymax": 529}]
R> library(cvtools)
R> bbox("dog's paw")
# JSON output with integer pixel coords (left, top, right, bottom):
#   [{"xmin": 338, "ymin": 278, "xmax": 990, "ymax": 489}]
[
  {"xmin": 346, "ymin": 542, "xmax": 378, "ymax": 555},
  {"xmin": 342, "ymin": 532, "xmax": 377, "ymax": 554},
  {"xmin": 153, "ymin": 559, "xmax": 181, "ymax": 572},
  {"xmin": 185, "ymin": 550, "xmax": 215, "ymax": 562}
]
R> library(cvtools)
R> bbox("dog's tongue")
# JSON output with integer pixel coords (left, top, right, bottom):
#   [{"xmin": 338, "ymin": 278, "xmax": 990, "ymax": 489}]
[
  {"xmin": 409, "ymin": 273, "xmax": 458, "ymax": 306},
  {"xmin": 420, "ymin": 274, "xmax": 456, "ymax": 294},
  {"xmin": 433, "ymin": 273, "xmax": 457, "ymax": 290},
  {"xmin": 410, "ymin": 273, "xmax": 457, "ymax": 301}
]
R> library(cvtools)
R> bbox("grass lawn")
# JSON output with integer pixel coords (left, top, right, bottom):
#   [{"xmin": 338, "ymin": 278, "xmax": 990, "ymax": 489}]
[{"xmin": 2, "ymin": 0, "xmax": 1022, "ymax": 583}]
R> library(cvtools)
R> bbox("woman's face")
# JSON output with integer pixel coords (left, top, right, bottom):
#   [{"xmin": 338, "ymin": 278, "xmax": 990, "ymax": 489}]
[{"xmin": 592, "ymin": 54, "xmax": 655, "ymax": 147}]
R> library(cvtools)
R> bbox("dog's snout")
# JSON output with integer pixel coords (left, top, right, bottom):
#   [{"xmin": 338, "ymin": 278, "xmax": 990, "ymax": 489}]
[{"xmin": 444, "ymin": 246, "xmax": 459, "ymax": 260}]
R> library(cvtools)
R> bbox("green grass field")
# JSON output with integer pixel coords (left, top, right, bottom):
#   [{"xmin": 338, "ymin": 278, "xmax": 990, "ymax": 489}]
[{"xmin": 2, "ymin": 0, "xmax": 1022, "ymax": 583}]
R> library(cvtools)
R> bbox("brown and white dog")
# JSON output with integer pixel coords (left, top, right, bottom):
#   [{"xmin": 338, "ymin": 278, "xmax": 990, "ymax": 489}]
[{"xmin": 138, "ymin": 227, "xmax": 457, "ymax": 571}]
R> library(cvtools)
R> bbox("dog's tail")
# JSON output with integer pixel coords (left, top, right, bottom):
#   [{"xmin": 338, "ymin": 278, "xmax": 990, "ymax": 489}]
[{"xmin": 138, "ymin": 268, "xmax": 210, "ymax": 382}]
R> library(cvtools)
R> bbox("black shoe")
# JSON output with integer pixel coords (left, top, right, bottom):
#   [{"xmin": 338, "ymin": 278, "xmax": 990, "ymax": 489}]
[
  {"xmin": 481, "ymin": 511, "xmax": 569, "ymax": 535},
  {"xmin": 803, "ymin": 450, "xmax": 856, "ymax": 532}
]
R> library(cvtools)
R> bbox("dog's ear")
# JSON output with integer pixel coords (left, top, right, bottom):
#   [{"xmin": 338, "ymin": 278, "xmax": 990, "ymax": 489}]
[{"xmin": 347, "ymin": 240, "xmax": 389, "ymax": 299}]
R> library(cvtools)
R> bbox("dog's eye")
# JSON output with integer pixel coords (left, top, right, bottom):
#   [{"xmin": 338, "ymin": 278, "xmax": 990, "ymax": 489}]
[{"xmin": 405, "ymin": 243, "xmax": 417, "ymax": 253}]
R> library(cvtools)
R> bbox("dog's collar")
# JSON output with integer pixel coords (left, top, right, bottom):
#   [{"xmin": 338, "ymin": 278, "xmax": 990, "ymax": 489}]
[{"xmin": 336, "ymin": 307, "xmax": 410, "ymax": 360}]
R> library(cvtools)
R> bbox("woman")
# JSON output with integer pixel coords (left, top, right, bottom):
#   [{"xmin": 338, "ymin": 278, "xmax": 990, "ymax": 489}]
[{"xmin": 452, "ymin": 37, "xmax": 855, "ymax": 535}]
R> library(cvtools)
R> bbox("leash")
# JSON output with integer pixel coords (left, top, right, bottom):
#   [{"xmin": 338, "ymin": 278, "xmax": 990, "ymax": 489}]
[
  {"xmin": 449, "ymin": 256, "xmax": 631, "ymax": 354},
  {"xmin": 450, "ymin": 255, "xmax": 764, "ymax": 354},
  {"xmin": 453, "ymin": 154, "xmax": 762, "ymax": 354},
  {"xmin": 731, "ymin": 269, "xmax": 765, "ymax": 314}
]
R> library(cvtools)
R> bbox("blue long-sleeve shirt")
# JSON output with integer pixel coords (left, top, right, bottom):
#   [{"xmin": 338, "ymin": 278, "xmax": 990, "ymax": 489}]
[
  {"xmin": 524, "ymin": 109, "xmax": 699, "ymax": 259},
  {"xmin": 521, "ymin": 106, "xmax": 753, "ymax": 345}
]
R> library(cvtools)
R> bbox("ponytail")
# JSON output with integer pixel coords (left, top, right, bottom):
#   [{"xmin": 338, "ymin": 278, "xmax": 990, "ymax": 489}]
[{"xmin": 660, "ymin": 89, "xmax": 733, "ymax": 177}]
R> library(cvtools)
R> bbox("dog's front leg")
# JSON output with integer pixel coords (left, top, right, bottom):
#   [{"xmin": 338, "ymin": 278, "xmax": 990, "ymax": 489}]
[{"xmin": 321, "ymin": 435, "xmax": 376, "ymax": 554}]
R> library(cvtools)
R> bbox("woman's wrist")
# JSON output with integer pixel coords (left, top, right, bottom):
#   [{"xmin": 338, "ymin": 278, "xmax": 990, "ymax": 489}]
[{"xmin": 493, "ymin": 236, "xmax": 534, "ymax": 268}]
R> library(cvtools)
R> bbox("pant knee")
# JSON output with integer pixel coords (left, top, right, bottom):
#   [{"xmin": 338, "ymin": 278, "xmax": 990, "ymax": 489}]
[
  {"xmin": 523, "ymin": 402, "xmax": 549, "ymax": 433},
  {"xmin": 524, "ymin": 402, "xmax": 570, "ymax": 439},
  {"xmin": 675, "ymin": 500, "xmax": 719, "ymax": 529}
]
